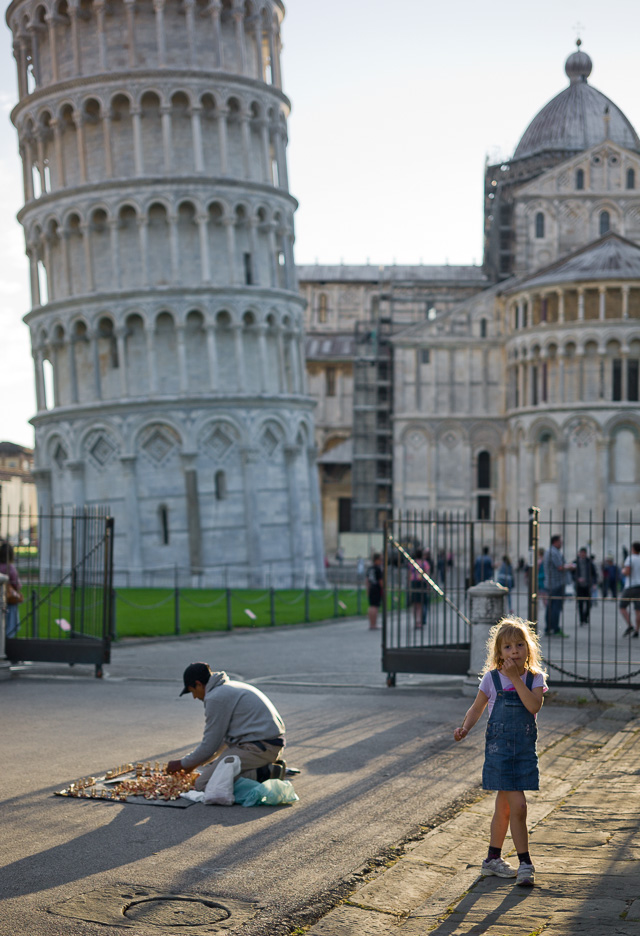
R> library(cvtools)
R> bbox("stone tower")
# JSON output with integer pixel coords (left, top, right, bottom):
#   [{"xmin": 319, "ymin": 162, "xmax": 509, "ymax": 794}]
[{"xmin": 7, "ymin": 0, "xmax": 325, "ymax": 587}]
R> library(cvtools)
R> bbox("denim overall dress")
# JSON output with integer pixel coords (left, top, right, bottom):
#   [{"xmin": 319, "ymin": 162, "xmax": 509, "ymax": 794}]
[{"xmin": 482, "ymin": 669, "xmax": 539, "ymax": 791}]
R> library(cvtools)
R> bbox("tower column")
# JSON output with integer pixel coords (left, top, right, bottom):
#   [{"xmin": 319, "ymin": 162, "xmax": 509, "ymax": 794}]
[
  {"xmin": 232, "ymin": 4, "xmax": 247, "ymax": 73},
  {"xmin": 223, "ymin": 216, "xmax": 237, "ymax": 283},
  {"xmin": 109, "ymin": 218, "xmax": 121, "ymax": 289},
  {"xmin": 259, "ymin": 118, "xmax": 270, "ymax": 182},
  {"xmin": 240, "ymin": 114, "xmax": 251, "ymax": 178},
  {"xmin": 27, "ymin": 245, "xmax": 40, "ymax": 306},
  {"xmin": 80, "ymin": 222, "xmax": 94, "ymax": 292},
  {"xmin": 622, "ymin": 285, "xmax": 630, "ymax": 319},
  {"xmin": 284, "ymin": 444, "xmax": 304, "ymax": 584},
  {"xmin": 306, "ymin": 444, "xmax": 326, "ymax": 583},
  {"xmin": 577, "ymin": 287, "xmax": 585, "ymax": 321},
  {"xmin": 153, "ymin": 0, "xmax": 167, "ymax": 66},
  {"xmin": 138, "ymin": 215, "xmax": 149, "ymax": 286},
  {"xmin": 176, "ymin": 325, "xmax": 188, "ymax": 392},
  {"xmin": 34, "ymin": 348, "xmax": 46, "ymax": 410},
  {"xmin": 69, "ymin": 1, "xmax": 80, "ymax": 74},
  {"xmin": 120, "ymin": 455, "xmax": 143, "ymax": 575},
  {"xmin": 210, "ymin": 1, "xmax": 222, "ymax": 67},
  {"xmin": 197, "ymin": 214, "xmax": 211, "ymax": 282},
  {"xmin": 161, "ymin": 104, "xmax": 172, "ymax": 172},
  {"xmin": 146, "ymin": 325, "xmax": 158, "ymax": 394},
  {"xmin": 168, "ymin": 212, "xmax": 179, "ymax": 282},
  {"xmin": 233, "ymin": 322, "xmax": 246, "ymax": 390},
  {"xmin": 190, "ymin": 103, "xmax": 204, "ymax": 172},
  {"xmin": 131, "ymin": 106, "xmax": 144, "ymax": 176},
  {"xmin": 217, "ymin": 107, "xmax": 229, "ymax": 174},
  {"xmin": 124, "ymin": 0, "xmax": 137, "ymax": 67},
  {"xmin": 116, "ymin": 328, "xmax": 129, "ymax": 396},
  {"xmin": 253, "ymin": 16, "xmax": 264, "ymax": 80},
  {"xmin": 45, "ymin": 15, "xmax": 58, "ymax": 82},
  {"xmin": 91, "ymin": 328, "xmax": 102, "ymax": 400},
  {"xmin": 241, "ymin": 447, "xmax": 263, "ymax": 586},
  {"xmin": 206, "ymin": 325, "xmax": 218, "ymax": 391},
  {"xmin": 95, "ymin": 1, "xmax": 107, "ymax": 70},
  {"xmin": 184, "ymin": 0, "xmax": 196, "ymax": 61},
  {"xmin": 257, "ymin": 323, "xmax": 269, "ymax": 391},
  {"xmin": 102, "ymin": 110, "xmax": 113, "ymax": 178},
  {"xmin": 21, "ymin": 138, "xmax": 34, "ymax": 201}
]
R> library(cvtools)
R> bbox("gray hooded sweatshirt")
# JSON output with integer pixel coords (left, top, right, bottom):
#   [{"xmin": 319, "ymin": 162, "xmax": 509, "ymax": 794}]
[{"xmin": 181, "ymin": 671, "xmax": 285, "ymax": 771}]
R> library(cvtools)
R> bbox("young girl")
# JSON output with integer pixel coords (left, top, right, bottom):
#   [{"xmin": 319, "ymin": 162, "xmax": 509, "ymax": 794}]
[{"xmin": 454, "ymin": 616, "xmax": 547, "ymax": 887}]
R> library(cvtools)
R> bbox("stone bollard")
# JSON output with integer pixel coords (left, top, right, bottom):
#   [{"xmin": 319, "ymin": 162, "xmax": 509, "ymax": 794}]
[{"xmin": 462, "ymin": 580, "xmax": 508, "ymax": 697}]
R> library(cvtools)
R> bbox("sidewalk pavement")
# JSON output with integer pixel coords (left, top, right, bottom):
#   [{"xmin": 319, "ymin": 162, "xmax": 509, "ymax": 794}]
[{"xmin": 306, "ymin": 706, "xmax": 640, "ymax": 936}]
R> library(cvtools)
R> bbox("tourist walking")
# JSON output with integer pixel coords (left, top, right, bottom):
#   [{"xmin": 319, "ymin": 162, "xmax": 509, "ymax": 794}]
[
  {"xmin": 496, "ymin": 555, "xmax": 515, "ymax": 610},
  {"xmin": 475, "ymin": 547, "xmax": 494, "ymax": 583},
  {"xmin": 573, "ymin": 547, "xmax": 598, "ymax": 626},
  {"xmin": 409, "ymin": 549, "xmax": 430, "ymax": 629},
  {"xmin": 619, "ymin": 542, "xmax": 640, "ymax": 638},
  {"xmin": 367, "ymin": 553, "xmax": 384, "ymax": 630},
  {"xmin": 543, "ymin": 535, "xmax": 574, "ymax": 637},
  {"xmin": 454, "ymin": 616, "xmax": 547, "ymax": 888}
]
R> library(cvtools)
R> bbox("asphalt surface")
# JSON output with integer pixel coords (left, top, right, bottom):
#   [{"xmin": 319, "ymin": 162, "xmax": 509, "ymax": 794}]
[{"xmin": 0, "ymin": 618, "xmax": 620, "ymax": 936}]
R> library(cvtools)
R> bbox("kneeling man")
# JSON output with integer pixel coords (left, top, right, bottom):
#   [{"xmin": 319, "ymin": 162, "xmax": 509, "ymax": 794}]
[{"xmin": 167, "ymin": 662, "xmax": 286, "ymax": 791}]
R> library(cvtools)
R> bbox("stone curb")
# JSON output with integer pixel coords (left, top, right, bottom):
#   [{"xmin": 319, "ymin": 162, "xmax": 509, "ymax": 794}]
[{"xmin": 305, "ymin": 710, "xmax": 640, "ymax": 935}]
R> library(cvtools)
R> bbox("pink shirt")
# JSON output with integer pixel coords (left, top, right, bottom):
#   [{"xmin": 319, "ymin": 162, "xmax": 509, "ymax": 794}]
[{"xmin": 479, "ymin": 668, "xmax": 547, "ymax": 715}]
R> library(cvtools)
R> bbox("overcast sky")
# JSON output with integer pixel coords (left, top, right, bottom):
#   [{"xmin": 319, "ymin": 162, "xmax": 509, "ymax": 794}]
[{"xmin": 1, "ymin": 0, "xmax": 639, "ymax": 448}]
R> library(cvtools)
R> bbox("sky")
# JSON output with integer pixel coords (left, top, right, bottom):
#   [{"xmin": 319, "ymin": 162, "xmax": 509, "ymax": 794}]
[{"xmin": 1, "ymin": 0, "xmax": 640, "ymax": 447}]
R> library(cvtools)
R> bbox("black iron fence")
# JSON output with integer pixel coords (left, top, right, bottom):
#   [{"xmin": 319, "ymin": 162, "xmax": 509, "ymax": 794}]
[
  {"xmin": 383, "ymin": 508, "xmax": 640, "ymax": 690},
  {"xmin": 2, "ymin": 509, "xmax": 114, "ymax": 676}
]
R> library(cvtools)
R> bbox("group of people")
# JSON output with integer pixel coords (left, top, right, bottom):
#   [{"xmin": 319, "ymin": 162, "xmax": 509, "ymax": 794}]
[{"xmin": 538, "ymin": 536, "xmax": 640, "ymax": 637}]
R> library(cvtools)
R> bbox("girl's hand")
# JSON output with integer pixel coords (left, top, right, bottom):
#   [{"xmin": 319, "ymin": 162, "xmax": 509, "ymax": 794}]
[
  {"xmin": 454, "ymin": 726, "xmax": 468, "ymax": 742},
  {"xmin": 501, "ymin": 657, "xmax": 520, "ymax": 680}
]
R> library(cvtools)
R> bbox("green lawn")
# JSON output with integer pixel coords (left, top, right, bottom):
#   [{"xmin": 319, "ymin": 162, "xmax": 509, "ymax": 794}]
[
  {"xmin": 114, "ymin": 586, "xmax": 364, "ymax": 637},
  {"xmin": 15, "ymin": 583, "xmax": 372, "ymax": 639}
]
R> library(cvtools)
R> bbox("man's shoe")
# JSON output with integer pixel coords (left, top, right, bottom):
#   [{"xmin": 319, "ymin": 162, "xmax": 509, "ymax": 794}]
[
  {"xmin": 481, "ymin": 857, "xmax": 516, "ymax": 878},
  {"xmin": 516, "ymin": 862, "xmax": 535, "ymax": 887},
  {"xmin": 269, "ymin": 760, "xmax": 287, "ymax": 780},
  {"xmin": 553, "ymin": 629, "xmax": 569, "ymax": 638},
  {"xmin": 633, "ymin": 631, "xmax": 639, "ymax": 639},
  {"xmin": 622, "ymin": 626, "xmax": 633, "ymax": 636}
]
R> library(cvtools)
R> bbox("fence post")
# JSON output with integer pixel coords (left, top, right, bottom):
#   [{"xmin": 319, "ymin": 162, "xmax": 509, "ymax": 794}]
[
  {"xmin": 333, "ymin": 586, "xmax": 339, "ymax": 618},
  {"xmin": 357, "ymin": 583, "xmax": 362, "ymax": 615},
  {"xmin": 110, "ymin": 588, "xmax": 117, "ymax": 641},
  {"xmin": 226, "ymin": 588, "xmax": 233, "ymax": 631},
  {"xmin": 528, "ymin": 506, "xmax": 540, "ymax": 626},
  {"xmin": 304, "ymin": 585, "xmax": 310, "ymax": 623},
  {"xmin": 31, "ymin": 587, "xmax": 38, "ymax": 639},
  {"xmin": 174, "ymin": 565, "xmax": 180, "ymax": 635},
  {"xmin": 270, "ymin": 587, "xmax": 275, "ymax": 626}
]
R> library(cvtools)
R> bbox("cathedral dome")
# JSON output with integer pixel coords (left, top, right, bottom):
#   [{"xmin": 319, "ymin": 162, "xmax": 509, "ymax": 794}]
[{"xmin": 513, "ymin": 45, "xmax": 640, "ymax": 161}]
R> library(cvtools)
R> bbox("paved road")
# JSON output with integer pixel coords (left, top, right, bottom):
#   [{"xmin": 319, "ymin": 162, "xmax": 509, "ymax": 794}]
[{"xmin": 0, "ymin": 618, "xmax": 616, "ymax": 936}]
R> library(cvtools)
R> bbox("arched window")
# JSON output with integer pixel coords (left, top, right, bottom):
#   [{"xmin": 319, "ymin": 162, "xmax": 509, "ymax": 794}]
[
  {"xmin": 599, "ymin": 210, "xmax": 610, "ymax": 235},
  {"xmin": 214, "ymin": 470, "xmax": 227, "ymax": 501},
  {"xmin": 318, "ymin": 293, "xmax": 328, "ymax": 323},
  {"xmin": 575, "ymin": 168, "xmax": 584, "ymax": 190},
  {"xmin": 480, "ymin": 318, "xmax": 487, "ymax": 338},
  {"xmin": 159, "ymin": 505, "xmax": 169, "ymax": 545},
  {"xmin": 535, "ymin": 212, "xmax": 545, "ymax": 238},
  {"xmin": 477, "ymin": 450, "xmax": 491, "ymax": 489},
  {"xmin": 627, "ymin": 168, "xmax": 635, "ymax": 190}
]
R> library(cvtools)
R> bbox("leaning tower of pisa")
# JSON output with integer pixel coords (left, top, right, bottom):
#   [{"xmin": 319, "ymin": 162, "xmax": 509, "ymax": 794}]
[{"xmin": 7, "ymin": 0, "xmax": 326, "ymax": 587}]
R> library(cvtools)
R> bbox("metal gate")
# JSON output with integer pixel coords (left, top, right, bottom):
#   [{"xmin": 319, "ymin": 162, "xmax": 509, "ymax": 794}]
[
  {"xmin": 3, "ymin": 509, "xmax": 114, "ymax": 677},
  {"xmin": 383, "ymin": 508, "xmax": 640, "ymax": 690}
]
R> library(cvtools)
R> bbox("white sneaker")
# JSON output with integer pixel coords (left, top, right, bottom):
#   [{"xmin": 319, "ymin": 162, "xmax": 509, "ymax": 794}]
[
  {"xmin": 481, "ymin": 857, "xmax": 517, "ymax": 878},
  {"xmin": 516, "ymin": 862, "xmax": 535, "ymax": 887}
]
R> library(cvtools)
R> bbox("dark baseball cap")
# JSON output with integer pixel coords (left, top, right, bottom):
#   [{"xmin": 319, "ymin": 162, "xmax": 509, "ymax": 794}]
[{"xmin": 180, "ymin": 662, "xmax": 212, "ymax": 695}]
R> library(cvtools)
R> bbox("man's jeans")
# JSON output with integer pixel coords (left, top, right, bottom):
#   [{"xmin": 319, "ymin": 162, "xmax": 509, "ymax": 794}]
[{"xmin": 546, "ymin": 586, "xmax": 565, "ymax": 634}]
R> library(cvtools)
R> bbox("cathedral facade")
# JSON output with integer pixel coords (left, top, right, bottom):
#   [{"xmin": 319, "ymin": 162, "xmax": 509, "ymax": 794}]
[
  {"xmin": 300, "ymin": 46, "xmax": 640, "ymax": 551},
  {"xmin": 8, "ymin": 0, "xmax": 326, "ymax": 587}
]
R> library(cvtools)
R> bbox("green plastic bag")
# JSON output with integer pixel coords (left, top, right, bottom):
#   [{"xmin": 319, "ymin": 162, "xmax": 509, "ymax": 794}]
[{"xmin": 233, "ymin": 777, "xmax": 298, "ymax": 807}]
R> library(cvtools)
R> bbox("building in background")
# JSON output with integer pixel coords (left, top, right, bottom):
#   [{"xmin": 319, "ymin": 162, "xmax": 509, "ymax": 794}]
[
  {"xmin": 7, "ymin": 0, "xmax": 325, "ymax": 587},
  {"xmin": 298, "ymin": 45, "xmax": 640, "ymax": 555},
  {"xmin": 0, "ymin": 442, "xmax": 37, "ymax": 542}
]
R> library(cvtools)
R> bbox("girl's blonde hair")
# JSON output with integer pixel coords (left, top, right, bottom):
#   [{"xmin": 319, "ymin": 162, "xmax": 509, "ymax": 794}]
[{"xmin": 482, "ymin": 616, "xmax": 547, "ymax": 677}]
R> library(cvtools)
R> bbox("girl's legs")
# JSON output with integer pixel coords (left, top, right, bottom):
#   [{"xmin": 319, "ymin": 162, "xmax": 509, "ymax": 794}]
[
  {"xmin": 504, "ymin": 791, "xmax": 529, "ymax": 854},
  {"xmin": 489, "ymin": 790, "xmax": 510, "ymax": 849}
]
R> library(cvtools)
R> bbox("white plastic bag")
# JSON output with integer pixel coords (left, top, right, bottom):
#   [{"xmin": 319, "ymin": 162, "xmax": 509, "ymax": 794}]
[{"xmin": 203, "ymin": 755, "xmax": 241, "ymax": 805}]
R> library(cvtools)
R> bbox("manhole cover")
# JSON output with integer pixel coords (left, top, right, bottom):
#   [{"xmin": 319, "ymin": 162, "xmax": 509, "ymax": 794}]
[{"xmin": 124, "ymin": 897, "xmax": 230, "ymax": 926}]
